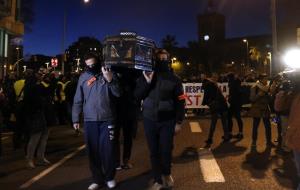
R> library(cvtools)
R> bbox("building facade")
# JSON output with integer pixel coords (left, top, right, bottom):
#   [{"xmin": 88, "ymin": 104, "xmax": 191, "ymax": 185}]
[{"xmin": 0, "ymin": 0, "xmax": 24, "ymax": 79}]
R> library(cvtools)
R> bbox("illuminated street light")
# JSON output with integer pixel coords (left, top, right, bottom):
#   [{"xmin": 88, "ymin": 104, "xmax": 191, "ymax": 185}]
[
  {"xmin": 171, "ymin": 57, "xmax": 177, "ymax": 64},
  {"xmin": 62, "ymin": 0, "xmax": 91, "ymax": 74},
  {"xmin": 204, "ymin": 35, "xmax": 210, "ymax": 41},
  {"xmin": 243, "ymin": 39, "xmax": 249, "ymax": 66},
  {"xmin": 283, "ymin": 48, "xmax": 300, "ymax": 69},
  {"xmin": 45, "ymin": 62, "xmax": 50, "ymax": 69},
  {"xmin": 187, "ymin": 62, "xmax": 190, "ymax": 66}
]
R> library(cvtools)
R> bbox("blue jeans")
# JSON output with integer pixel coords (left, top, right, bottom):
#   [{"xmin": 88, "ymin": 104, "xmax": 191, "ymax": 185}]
[
  {"xmin": 294, "ymin": 150, "xmax": 300, "ymax": 190},
  {"xmin": 84, "ymin": 121, "xmax": 116, "ymax": 183}
]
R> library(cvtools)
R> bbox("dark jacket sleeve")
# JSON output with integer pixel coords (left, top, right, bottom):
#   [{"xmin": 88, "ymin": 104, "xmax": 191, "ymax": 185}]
[
  {"xmin": 202, "ymin": 83, "xmax": 213, "ymax": 106},
  {"xmin": 134, "ymin": 76, "xmax": 151, "ymax": 102},
  {"xmin": 72, "ymin": 77, "xmax": 83, "ymax": 123},
  {"xmin": 173, "ymin": 78, "xmax": 185, "ymax": 124},
  {"xmin": 108, "ymin": 74, "xmax": 121, "ymax": 98}
]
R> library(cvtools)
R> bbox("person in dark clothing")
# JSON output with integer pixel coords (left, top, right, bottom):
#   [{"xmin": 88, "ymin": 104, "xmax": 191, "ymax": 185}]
[
  {"xmin": 3, "ymin": 74, "xmax": 17, "ymax": 148},
  {"xmin": 65, "ymin": 73, "xmax": 79, "ymax": 134},
  {"xmin": 113, "ymin": 68, "xmax": 139, "ymax": 170},
  {"xmin": 23, "ymin": 72, "xmax": 49, "ymax": 169},
  {"xmin": 134, "ymin": 49, "xmax": 185, "ymax": 190},
  {"xmin": 72, "ymin": 53, "xmax": 121, "ymax": 190},
  {"xmin": 55, "ymin": 75, "xmax": 71, "ymax": 125},
  {"xmin": 202, "ymin": 78, "xmax": 229, "ymax": 147},
  {"xmin": 227, "ymin": 73, "xmax": 244, "ymax": 139},
  {"xmin": 0, "ymin": 85, "xmax": 6, "ymax": 157},
  {"xmin": 248, "ymin": 74, "xmax": 272, "ymax": 148},
  {"xmin": 40, "ymin": 74, "xmax": 57, "ymax": 128}
]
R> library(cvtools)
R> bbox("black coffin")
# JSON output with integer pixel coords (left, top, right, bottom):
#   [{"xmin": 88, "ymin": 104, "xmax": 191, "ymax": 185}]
[{"xmin": 103, "ymin": 32, "xmax": 156, "ymax": 71}]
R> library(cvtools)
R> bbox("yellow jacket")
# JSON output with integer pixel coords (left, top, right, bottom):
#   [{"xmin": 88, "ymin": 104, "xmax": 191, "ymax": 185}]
[{"xmin": 14, "ymin": 79, "xmax": 25, "ymax": 102}]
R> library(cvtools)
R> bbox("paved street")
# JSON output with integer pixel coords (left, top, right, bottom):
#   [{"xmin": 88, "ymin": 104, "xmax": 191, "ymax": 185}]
[{"xmin": 0, "ymin": 117, "xmax": 299, "ymax": 190}]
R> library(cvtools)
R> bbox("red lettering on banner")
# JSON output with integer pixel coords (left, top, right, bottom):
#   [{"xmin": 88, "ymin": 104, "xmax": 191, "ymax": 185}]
[
  {"xmin": 194, "ymin": 95, "xmax": 202, "ymax": 105},
  {"xmin": 186, "ymin": 96, "xmax": 193, "ymax": 106}
]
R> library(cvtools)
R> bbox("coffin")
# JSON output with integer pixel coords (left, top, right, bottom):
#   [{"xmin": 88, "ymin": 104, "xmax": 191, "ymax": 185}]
[{"xmin": 103, "ymin": 32, "xmax": 156, "ymax": 71}]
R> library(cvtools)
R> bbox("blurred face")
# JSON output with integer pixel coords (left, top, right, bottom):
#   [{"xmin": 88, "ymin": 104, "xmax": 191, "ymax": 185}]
[
  {"xmin": 157, "ymin": 53, "xmax": 168, "ymax": 61},
  {"xmin": 85, "ymin": 58, "xmax": 96, "ymax": 68}
]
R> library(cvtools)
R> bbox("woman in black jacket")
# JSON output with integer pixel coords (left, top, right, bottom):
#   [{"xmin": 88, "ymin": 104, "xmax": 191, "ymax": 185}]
[
  {"xmin": 202, "ymin": 78, "xmax": 230, "ymax": 147},
  {"xmin": 24, "ymin": 72, "xmax": 49, "ymax": 168}
]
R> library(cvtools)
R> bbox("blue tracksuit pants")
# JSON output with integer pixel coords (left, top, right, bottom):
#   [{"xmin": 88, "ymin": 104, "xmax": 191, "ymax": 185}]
[{"xmin": 84, "ymin": 121, "xmax": 116, "ymax": 183}]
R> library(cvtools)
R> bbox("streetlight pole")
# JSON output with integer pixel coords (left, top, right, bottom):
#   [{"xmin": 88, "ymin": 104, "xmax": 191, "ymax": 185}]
[
  {"xmin": 243, "ymin": 39, "xmax": 249, "ymax": 67},
  {"xmin": 16, "ymin": 47, "xmax": 20, "ymax": 77},
  {"xmin": 271, "ymin": 0, "xmax": 278, "ymax": 76},
  {"xmin": 62, "ymin": 0, "xmax": 91, "ymax": 75}
]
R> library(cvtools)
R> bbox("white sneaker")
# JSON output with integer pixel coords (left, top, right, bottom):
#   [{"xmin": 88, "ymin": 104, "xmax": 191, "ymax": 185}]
[
  {"xmin": 27, "ymin": 159, "xmax": 35, "ymax": 169},
  {"xmin": 162, "ymin": 175, "xmax": 174, "ymax": 188},
  {"xmin": 88, "ymin": 183, "xmax": 99, "ymax": 190},
  {"xmin": 148, "ymin": 182, "xmax": 163, "ymax": 190},
  {"xmin": 107, "ymin": 180, "xmax": 116, "ymax": 189}
]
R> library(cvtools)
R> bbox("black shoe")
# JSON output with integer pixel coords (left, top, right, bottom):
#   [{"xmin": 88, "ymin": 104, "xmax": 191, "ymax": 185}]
[
  {"xmin": 222, "ymin": 136, "xmax": 230, "ymax": 142},
  {"xmin": 266, "ymin": 142, "xmax": 276, "ymax": 148},
  {"xmin": 234, "ymin": 133, "xmax": 244, "ymax": 139},
  {"xmin": 205, "ymin": 139, "xmax": 213, "ymax": 145},
  {"xmin": 204, "ymin": 139, "xmax": 213, "ymax": 148}
]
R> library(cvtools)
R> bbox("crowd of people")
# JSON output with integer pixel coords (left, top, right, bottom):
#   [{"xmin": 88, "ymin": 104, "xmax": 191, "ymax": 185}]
[
  {"xmin": 0, "ymin": 49, "xmax": 299, "ymax": 190},
  {"xmin": 0, "ymin": 69, "xmax": 79, "ymax": 164}
]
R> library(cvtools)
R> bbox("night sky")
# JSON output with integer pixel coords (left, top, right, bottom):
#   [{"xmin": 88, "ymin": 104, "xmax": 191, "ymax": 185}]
[{"xmin": 23, "ymin": 0, "xmax": 272, "ymax": 56}]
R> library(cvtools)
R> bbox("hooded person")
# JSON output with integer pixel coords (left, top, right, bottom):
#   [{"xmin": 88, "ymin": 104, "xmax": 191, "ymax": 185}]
[{"xmin": 134, "ymin": 49, "xmax": 185, "ymax": 190}]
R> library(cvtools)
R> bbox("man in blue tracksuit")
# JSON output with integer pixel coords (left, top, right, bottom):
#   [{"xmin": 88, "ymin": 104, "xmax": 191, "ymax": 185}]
[{"xmin": 72, "ymin": 53, "xmax": 120, "ymax": 190}]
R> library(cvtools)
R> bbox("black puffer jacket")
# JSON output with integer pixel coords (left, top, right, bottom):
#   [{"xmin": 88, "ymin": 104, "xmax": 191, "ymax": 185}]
[
  {"xmin": 23, "ymin": 77, "xmax": 47, "ymax": 134},
  {"xmin": 135, "ymin": 71, "xmax": 185, "ymax": 123},
  {"xmin": 202, "ymin": 79, "xmax": 228, "ymax": 113}
]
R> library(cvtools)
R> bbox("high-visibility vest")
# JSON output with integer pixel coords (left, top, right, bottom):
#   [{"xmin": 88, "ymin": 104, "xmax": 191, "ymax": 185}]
[
  {"xmin": 14, "ymin": 79, "xmax": 25, "ymax": 102},
  {"xmin": 55, "ymin": 81, "xmax": 71, "ymax": 102},
  {"xmin": 41, "ymin": 81, "xmax": 50, "ymax": 88}
]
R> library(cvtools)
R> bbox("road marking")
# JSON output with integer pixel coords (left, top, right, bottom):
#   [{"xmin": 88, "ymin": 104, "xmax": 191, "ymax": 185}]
[
  {"xmin": 198, "ymin": 148, "xmax": 225, "ymax": 183},
  {"xmin": 20, "ymin": 144, "xmax": 86, "ymax": 189},
  {"xmin": 189, "ymin": 122, "xmax": 202, "ymax": 133}
]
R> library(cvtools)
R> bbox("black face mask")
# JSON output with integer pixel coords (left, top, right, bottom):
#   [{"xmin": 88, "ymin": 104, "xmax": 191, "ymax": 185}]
[
  {"xmin": 86, "ymin": 63, "xmax": 101, "ymax": 74},
  {"xmin": 155, "ymin": 60, "xmax": 171, "ymax": 72}
]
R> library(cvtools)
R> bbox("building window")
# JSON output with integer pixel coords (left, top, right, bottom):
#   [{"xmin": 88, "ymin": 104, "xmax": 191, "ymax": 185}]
[{"xmin": 0, "ymin": 0, "xmax": 12, "ymax": 18}]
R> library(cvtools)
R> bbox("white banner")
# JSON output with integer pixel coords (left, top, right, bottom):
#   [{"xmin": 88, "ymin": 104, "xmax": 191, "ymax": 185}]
[{"xmin": 183, "ymin": 83, "xmax": 254, "ymax": 109}]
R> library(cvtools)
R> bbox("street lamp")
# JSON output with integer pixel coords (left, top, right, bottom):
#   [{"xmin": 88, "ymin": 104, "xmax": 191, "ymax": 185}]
[
  {"xmin": 171, "ymin": 57, "xmax": 177, "ymax": 64},
  {"xmin": 45, "ymin": 62, "xmax": 50, "ymax": 69},
  {"xmin": 283, "ymin": 48, "xmax": 300, "ymax": 69},
  {"xmin": 267, "ymin": 52, "xmax": 272, "ymax": 75},
  {"xmin": 187, "ymin": 62, "xmax": 190, "ymax": 66},
  {"xmin": 16, "ymin": 47, "xmax": 20, "ymax": 77},
  {"xmin": 62, "ymin": 0, "xmax": 91, "ymax": 74},
  {"xmin": 243, "ymin": 39, "xmax": 249, "ymax": 66}
]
